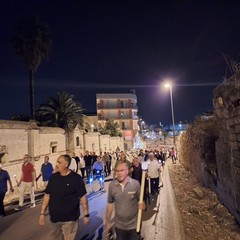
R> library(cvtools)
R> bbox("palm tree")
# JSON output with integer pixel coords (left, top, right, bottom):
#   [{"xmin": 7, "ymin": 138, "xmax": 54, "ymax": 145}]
[
  {"xmin": 36, "ymin": 92, "xmax": 84, "ymax": 131},
  {"xmin": 11, "ymin": 16, "xmax": 51, "ymax": 120}
]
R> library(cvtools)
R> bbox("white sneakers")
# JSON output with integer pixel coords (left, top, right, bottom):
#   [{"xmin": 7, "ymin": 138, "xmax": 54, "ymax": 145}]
[{"xmin": 30, "ymin": 203, "xmax": 36, "ymax": 208}]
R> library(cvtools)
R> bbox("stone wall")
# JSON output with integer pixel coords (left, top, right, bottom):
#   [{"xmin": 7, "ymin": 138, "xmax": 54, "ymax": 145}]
[
  {"xmin": 0, "ymin": 120, "xmax": 124, "ymax": 190},
  {"xmin": 179, "ymin": 75, "xmax": 240, "ymax": 224},
  {"xmin": 213, "ymin": 75, "xmax": 240, "ymax": 224}
]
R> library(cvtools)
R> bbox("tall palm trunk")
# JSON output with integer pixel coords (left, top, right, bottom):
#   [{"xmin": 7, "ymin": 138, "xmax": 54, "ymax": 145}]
[{"xmin": 29, "ymin": 68, "xmax": 35, "ymax": 120}]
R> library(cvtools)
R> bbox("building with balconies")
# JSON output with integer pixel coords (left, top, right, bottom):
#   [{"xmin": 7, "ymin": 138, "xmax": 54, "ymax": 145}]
[{"xmin": 96, "ymin": 92, "xmax": 139, "ymax": 150}]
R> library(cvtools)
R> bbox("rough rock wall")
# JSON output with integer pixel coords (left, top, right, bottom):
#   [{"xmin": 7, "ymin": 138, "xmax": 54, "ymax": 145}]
[
  {"xmin": 179, "ymin": 117, "xmax": 219, "ymax": 186},
  {"xmin": 213, "ymin": 75, "xmax": 240, "ymax": 223}
]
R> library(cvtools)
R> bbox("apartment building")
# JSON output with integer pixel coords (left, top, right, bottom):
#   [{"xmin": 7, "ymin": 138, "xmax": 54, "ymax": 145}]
[{"xmin": 96, "ymin": 92, "xmax": 139, "ymax": 150}]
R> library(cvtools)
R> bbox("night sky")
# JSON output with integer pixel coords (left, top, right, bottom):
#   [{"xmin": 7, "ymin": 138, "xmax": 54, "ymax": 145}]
[{"xmin": 1, "ymin": 1, "xmax": 240, "ymax": 126}]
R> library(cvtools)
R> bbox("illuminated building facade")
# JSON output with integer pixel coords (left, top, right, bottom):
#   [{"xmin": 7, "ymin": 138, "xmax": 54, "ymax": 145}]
[{"xmin": 96, "ymin": 92, "xmax": 139, "ymax": 150}]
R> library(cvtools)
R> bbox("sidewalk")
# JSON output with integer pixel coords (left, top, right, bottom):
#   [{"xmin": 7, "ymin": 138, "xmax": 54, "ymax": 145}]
[{"xmin": 141, "ymin": 161, "xmax": 185, "ymax": 240}]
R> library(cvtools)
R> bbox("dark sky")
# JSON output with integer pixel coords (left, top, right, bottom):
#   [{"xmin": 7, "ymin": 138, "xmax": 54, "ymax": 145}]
[{"xmin": 1, "ymin": 0, "xmax": 240, "ymax": 126}]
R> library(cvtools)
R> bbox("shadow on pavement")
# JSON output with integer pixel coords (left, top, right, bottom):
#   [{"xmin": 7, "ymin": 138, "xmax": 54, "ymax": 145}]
[
  {"xmin": 77, "ymin": 211, "xmax": 104, "ymax": 240},
  {"xmin": 142, "ymin": 192, "xmax": 159, "ymax": 222}
]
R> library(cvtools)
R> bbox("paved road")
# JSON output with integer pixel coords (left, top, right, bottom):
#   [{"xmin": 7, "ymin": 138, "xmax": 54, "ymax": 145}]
[
  {"xmin": 141, "ymin": 163, "xmax": 185, "ymax": 240},
  {"xmin": 0, "ymin": 162, "xmax": 185, "ymax": 240},
  {"xmin": 0, "ymin": 180, "xmax": 110, "ymax": 240}
]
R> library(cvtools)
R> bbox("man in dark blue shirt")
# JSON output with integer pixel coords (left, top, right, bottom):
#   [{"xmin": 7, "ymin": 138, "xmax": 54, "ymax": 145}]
[
  {"xmin": 37, "ymin": 156, "xmax": 54, "ymax": 188},
  {"xmin": 0, "ymin": 164, "xmax": 14, "ymax": 217}
]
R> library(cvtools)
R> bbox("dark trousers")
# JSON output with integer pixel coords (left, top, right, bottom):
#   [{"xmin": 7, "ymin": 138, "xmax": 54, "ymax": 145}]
[
  {"xmin": 85, "ymin": 166, "xmax": 91, "ymax": 180},
  {"xmin": 0, "ymin": 192, "xmax": 6, "ymax": 216},
  {"xmin": 106, "ymin": 161, "xmax": 111, "ymax": 175},
  {"xmin": 80, "ymin": 167, "xmax": 85, "ymax": 179},
  {"xmin": 104, "ymin": 165, "xmax": 108, "ymax": 176},
  {"xmin": 115, "ymin": 228, "xmax": 140, "ymax": 240},
  {"xmin": 150, "ymin": 177, "xmax": 159, "ymax": 194}
]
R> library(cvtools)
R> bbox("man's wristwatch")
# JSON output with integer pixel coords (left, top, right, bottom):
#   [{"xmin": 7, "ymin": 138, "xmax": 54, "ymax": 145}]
[{"xmin": 84, "ymin": 214, "xmax": 90, "ymax": 217}]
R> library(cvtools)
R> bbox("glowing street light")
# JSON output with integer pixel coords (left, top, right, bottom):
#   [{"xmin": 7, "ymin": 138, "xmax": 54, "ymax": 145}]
[{"xmin": 165, "ymin": 82, "xmax": 176, "ymax": 146}]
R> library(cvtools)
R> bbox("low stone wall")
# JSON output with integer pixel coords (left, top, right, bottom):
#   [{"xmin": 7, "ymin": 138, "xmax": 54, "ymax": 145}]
[{"xmin": 0, "ymin": 120, "xmax": 124, "ymax": 195}]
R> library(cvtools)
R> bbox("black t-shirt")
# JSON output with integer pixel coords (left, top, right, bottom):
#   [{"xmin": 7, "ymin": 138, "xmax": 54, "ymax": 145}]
[
  {"xmin": 84, "ymin": 155, "xmax": 93, "ymax": 166},
  {"xmin": 45, "ymin": 171, "xmax": 87, "ymax": 223},
  {"xmin": 132, "ymin": 164, "xmax": 142, "ymax": 184},
  {"xmin": 92, "ymin": 155, "xmax": 97, "ymax": 164}
]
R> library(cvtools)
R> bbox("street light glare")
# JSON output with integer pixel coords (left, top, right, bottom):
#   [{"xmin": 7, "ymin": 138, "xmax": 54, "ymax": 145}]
[
  {"xmin": 163, "ymin": 80, "xmax": 176, "ymax": 146},
  {"xmin": 165, "ymin": 83, "xmax": 170, "ymax": 88}
]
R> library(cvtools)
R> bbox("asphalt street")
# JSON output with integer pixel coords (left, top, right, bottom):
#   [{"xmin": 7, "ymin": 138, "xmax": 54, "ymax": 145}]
[
  {"xmin": 0, "ymin": 180, "xmax": 110, "ymax": 240},
  {"xmin": 0, "ymin": 161, "xmax": 185, "ymax": 240}
]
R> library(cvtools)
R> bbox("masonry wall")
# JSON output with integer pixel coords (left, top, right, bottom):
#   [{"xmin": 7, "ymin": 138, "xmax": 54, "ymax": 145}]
[
  {"xmin": 0, "ymin": 120, "xmax": 124, "ymax": 190},
  {"xmin": 179, "ymin": 75, "xmax": 240, "ymax": 224},
  {"xmin": 213, "ymin": 76, "xmax": 240, "ymax": 224}
]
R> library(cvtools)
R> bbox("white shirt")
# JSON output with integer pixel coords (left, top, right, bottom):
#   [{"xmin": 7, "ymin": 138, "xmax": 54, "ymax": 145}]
[
  {"xmin": 69, "ymin": 158, "xmax": 77, "ymax": 172},
  {"xmin": 148, "ymin": 159, "xmax": 160, "ymax": 178},
  {"xmin": 79, "ymin": 157, "xmax": 85, "ymax": 168}
]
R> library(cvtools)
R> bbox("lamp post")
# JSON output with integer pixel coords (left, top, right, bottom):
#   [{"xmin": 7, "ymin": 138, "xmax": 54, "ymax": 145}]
[{"xmin": 165, "ymin": 83, "xmax": 176, "ymax": 146}]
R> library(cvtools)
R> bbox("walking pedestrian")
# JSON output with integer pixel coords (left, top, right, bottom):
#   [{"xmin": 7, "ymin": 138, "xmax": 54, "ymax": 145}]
[
  {"xmin": 131, "ymin": 157, "xmax": 142, "ymax": 184},
  {"xmin": 0, "ymin": 164, "xmax": 14, "ymax": 217},
  {"xmin": 102, "ymin": 152, "xmax": 110, "ymax": 177},
  {"xmin": 38, "ymin": 154, "xmax": 89, "ymax": 240},
  {"xmin": 92, "ymin": 156, "xmax": 105, "ymax": 191},
  {"xmin": 15, "ymin": 154, "xmax": 36, "ymax": 210},
  {"xmin": 105, "ymin": 160, "xmax": 145, "ymax": 240},
  {"xmin": 36, "ymin": 156, "xmax": 54, "ymax": 188},
  {"xmin": 73, "ymin": 152, "xmax": 80, "ymax": 173},
  {"xmin": 170, "ymin": 147, "xmax": 176, "ymax": 164},
  {"xmin": 69, "ymin": 156, "xmax": 77, "ymax": 172},
  {"xmin": 107, "ymin": 152, "xmax": 112, "ymax": 176},
  {"xmin": 147, "ymin": 152, "xmax": 160, "ymax": 195},
  {"xmin": 79, "ymin": 153, "xmax": 86, "ymax": 178},
  {"xmin": 84, "ymin": 151, "xmax": 93, "ymax": 181}
]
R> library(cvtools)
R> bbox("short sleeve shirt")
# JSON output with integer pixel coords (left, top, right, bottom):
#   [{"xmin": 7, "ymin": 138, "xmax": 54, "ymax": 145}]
[
  {"xmin": 108, "ymin": 177, "xmax": 140, "ymax": 230},
  {"xmin": 45, "ymin": 171, "xmax": 87, "ymax": 223},
  {"xmin": 41, "ymin": 162, "xmax": 54, "ymax": 181},
  {"xmin": 148, "ymin": 159, "xmax": 160, "ymax": 178},
  {"xmin": 0, "ymin": 170, "xmax": 10, "ymax": 193},
  {"xmin": 22, "ymin": 162, "xmax": 35, "ymax": 182}
]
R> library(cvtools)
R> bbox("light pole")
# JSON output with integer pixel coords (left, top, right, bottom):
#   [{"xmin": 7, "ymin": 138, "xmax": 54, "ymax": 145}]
[{"xmin": 165, "ymin": 83, "xmax": 176, "ymax": 146}]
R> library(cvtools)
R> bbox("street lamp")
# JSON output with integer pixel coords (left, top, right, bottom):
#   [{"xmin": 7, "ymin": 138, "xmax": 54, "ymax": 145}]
[{"xmin": 165, "ymin": 82, "xmax": 176, "ymax": 146}]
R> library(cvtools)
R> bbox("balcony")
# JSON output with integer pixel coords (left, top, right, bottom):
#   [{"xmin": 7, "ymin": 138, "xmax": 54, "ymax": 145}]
[
  {"xmin": 98, "ymin": 116, "xmax": 137, "ymax": 120},
  {"xmin": 97, "ymin": 103, "xmax": 138, "ymax": 110}
]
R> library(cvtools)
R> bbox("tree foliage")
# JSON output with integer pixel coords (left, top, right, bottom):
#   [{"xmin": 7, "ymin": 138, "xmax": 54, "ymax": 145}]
[
  {"xmin": 36, "ymin": 92, "xmax": 84, "ymax": 131},
  {"xmin": 11, "ymin": 16, "xmax": 51, "ymax": 120},
  {"xmin": 99, "ymin": 119, "xmax": 122, "ymax": 137}
]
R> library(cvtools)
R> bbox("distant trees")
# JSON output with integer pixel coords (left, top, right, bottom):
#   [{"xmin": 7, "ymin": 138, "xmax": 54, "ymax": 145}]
[
  {"xmin": 11, "ymin": 16, "xmax": 51, "ymax": 120},
  {"xmin": 36, "ymin": 92, "xmax": 84, "ymax": 131},
  {"xmin": 99, "ymin": 119, "xmax": 122, "ymax": 137}
]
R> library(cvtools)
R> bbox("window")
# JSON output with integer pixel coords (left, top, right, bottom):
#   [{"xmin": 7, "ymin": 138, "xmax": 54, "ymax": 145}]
[
  {"xmin": 76, "ymin": 137, "xmax": 80, "ymax": 146},
  {"xmin": 121, "ymin": 101, "xmax": 124, "ymax": 108},
  {"xmin": 52, "ymin": 146, "xmax": 57, "ymax": 153},
  {"xmin": 50, "ymin": 142, "xmax": 58, "ymax": 153}
]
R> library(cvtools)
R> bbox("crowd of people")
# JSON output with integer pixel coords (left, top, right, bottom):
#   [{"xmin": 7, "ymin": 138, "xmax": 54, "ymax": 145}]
[{"xmin": 0, "ymin": 146, "xmax": 177, "ymax": 240}]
